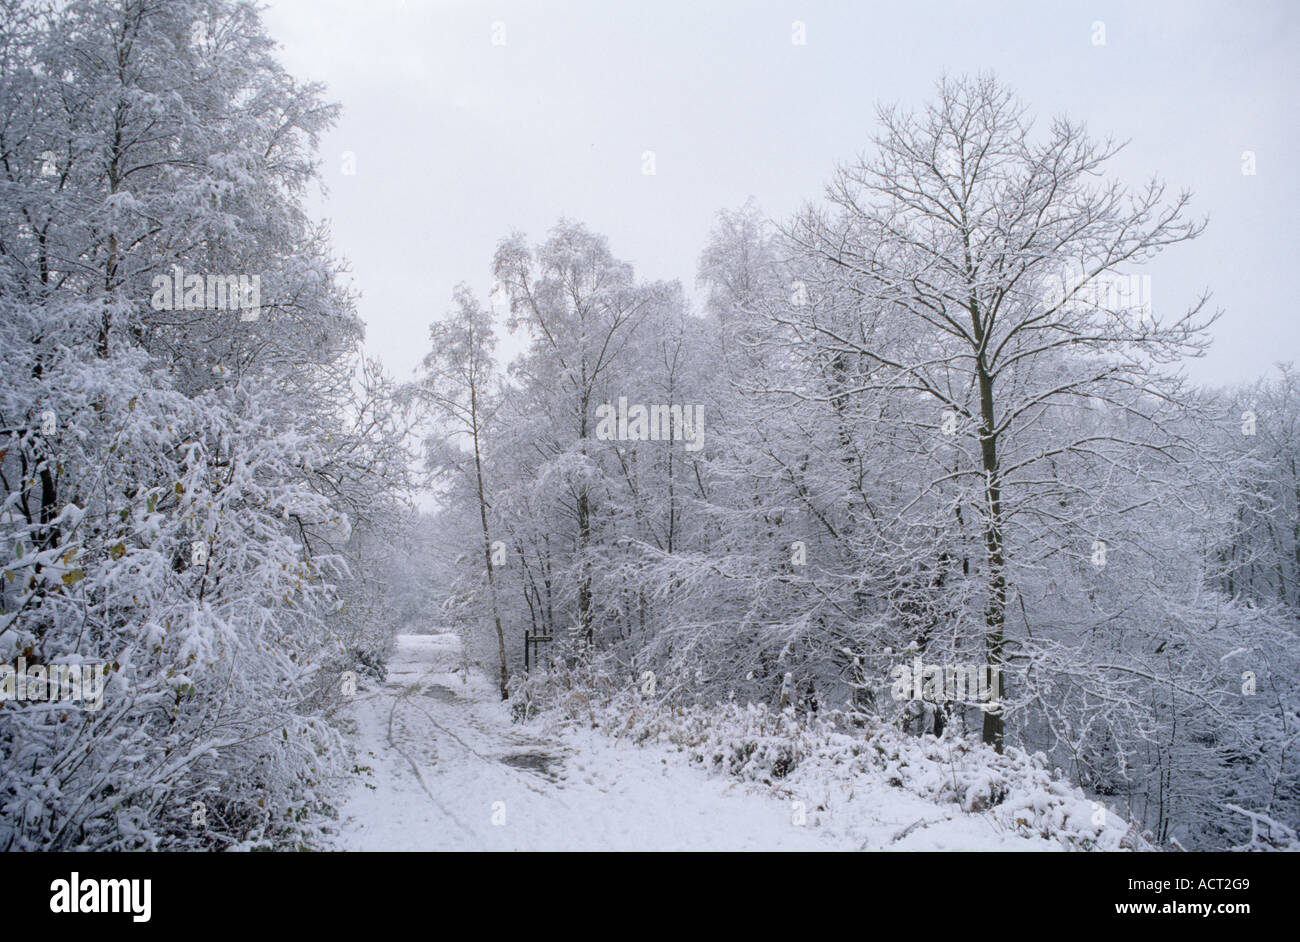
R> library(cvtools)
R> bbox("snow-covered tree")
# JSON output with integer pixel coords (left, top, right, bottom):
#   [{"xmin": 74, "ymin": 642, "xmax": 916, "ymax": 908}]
[{"xmin": 0, "ymin": 0, "xmax": 403, "ymax": 849}]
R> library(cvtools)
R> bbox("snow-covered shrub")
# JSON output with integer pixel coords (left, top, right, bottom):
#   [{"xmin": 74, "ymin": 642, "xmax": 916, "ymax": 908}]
[
  {"xmin": 512, "ymin": 655, "xmax": 1151, "ymax": 850},
  {"xmin": 0, "ymin": 338, "xmax": 347, "ymax": 848}
]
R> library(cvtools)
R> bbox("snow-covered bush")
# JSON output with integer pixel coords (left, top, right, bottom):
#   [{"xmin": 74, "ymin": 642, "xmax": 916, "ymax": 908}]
[{"xmin": 511, "ymin": 657, "xmax": 1151, "ymax": 850}]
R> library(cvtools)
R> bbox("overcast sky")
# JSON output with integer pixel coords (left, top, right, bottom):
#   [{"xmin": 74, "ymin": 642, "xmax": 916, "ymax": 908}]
[{"xmin": 261, "ymin": 0, "xmax": 1298, "ymax": 388}]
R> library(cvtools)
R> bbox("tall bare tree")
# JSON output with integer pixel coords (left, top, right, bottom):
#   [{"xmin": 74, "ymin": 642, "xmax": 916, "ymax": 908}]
[
  {"xmin": 784, "ymin": 74, "xmax": 1215, "ymax": 749},
  {"xmin": 416, "ymin": 286, "xmax": 509, "ymax": 698},
  {"xmin": 493, "ymin": 222, "xmax": 660, "ymax": 647}
]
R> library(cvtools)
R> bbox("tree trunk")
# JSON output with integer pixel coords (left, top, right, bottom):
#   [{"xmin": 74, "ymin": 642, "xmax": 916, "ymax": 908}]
[
  {"xmin": 976, "ymin": 360, "xmax": 1006, "ymax": 752},
  {"xmin": 577, "ymin": 405, "xmax": 593, "ymax": 647},
  {"xmin": 471, "ymin": 388, "xmax": 508, "ymax": 700},
  {"xmin": 967, "ymin": 258, "xmax": 1007, "ymax": 753}
]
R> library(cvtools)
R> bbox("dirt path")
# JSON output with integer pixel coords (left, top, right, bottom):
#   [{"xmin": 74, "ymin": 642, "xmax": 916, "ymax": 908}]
[{"xmin": 331, "ymin": 633, "xmax": 843, "ymax": 850}]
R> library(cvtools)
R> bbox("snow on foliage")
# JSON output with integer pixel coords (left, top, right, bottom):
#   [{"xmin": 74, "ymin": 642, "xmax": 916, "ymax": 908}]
[
  {"xmin": 430, "ymin": 84, "xmax": 1298, "ymax": 850},
  {"xmin": 0, "ymin": 0, "xmax": 410, "ymax": 850},
  {"xmin": 510, "ymin": 660, "xmax": 1151, "ymax": 850}
]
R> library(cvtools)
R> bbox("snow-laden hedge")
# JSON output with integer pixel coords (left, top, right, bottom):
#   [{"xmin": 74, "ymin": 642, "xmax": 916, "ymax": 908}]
[{"xmin": 511, "ymin": 660, "xmax": 1150, "ymax": 850}]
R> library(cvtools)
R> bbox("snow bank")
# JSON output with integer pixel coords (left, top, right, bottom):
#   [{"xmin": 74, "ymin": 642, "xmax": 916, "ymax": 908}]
[{"xmin": 513, "ymin": 667, "xmax": 1150, "ymax": 851}]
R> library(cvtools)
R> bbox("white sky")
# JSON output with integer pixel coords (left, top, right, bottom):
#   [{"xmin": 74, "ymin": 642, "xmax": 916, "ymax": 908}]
[{"xmin": 261, "ymin": 0, "xmax": 1299, "ymax": 388}]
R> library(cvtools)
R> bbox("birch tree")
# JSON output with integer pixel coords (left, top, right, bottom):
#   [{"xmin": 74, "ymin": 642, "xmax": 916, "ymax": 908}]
[
  {"xmin": 415, "ymin": 286, "xmax": 509, "ymax": 698},
  {"xmin": 492, "ymin": 222, "xmax": 666, "ymax": 648}
]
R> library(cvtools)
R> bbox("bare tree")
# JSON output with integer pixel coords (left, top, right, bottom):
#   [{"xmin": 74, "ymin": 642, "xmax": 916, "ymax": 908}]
[
  {"xmin": 416, "ymin": 286, "xmax": 509, "ymax": 698},
  {"xmin": 493, "ymin": 222, "xmax": 660, "ymax": 647},
  {"xmin": 784, "ymin": 74, "xmax": 1215, "ymax": 749}
]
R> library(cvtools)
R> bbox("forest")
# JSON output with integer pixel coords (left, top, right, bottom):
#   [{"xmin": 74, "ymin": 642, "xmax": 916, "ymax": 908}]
[{"xmin": 1, "ymin": 0, "xmax": 1295, "ymax": 852}]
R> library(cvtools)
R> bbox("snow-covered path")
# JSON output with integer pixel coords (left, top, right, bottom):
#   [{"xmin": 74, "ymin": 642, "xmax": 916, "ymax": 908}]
[
  {"xmin": 332, "ymin": 633, "xmax": 843, "ymax": 850},
  {"xmin": 332, "ymin": 633, "xmax": 1056, "ymax": 850}
]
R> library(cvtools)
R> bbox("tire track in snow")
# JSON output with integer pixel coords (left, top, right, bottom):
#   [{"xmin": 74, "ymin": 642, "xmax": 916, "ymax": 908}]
[{"xmin": 382, "ymin": 671, "xmax": 476, "ymax": 839}]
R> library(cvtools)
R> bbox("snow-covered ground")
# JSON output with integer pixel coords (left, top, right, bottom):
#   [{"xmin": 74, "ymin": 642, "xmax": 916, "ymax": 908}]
[{"xmin": 331, "ymin": 633, "xmax": 1067, "ymax": 850}]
